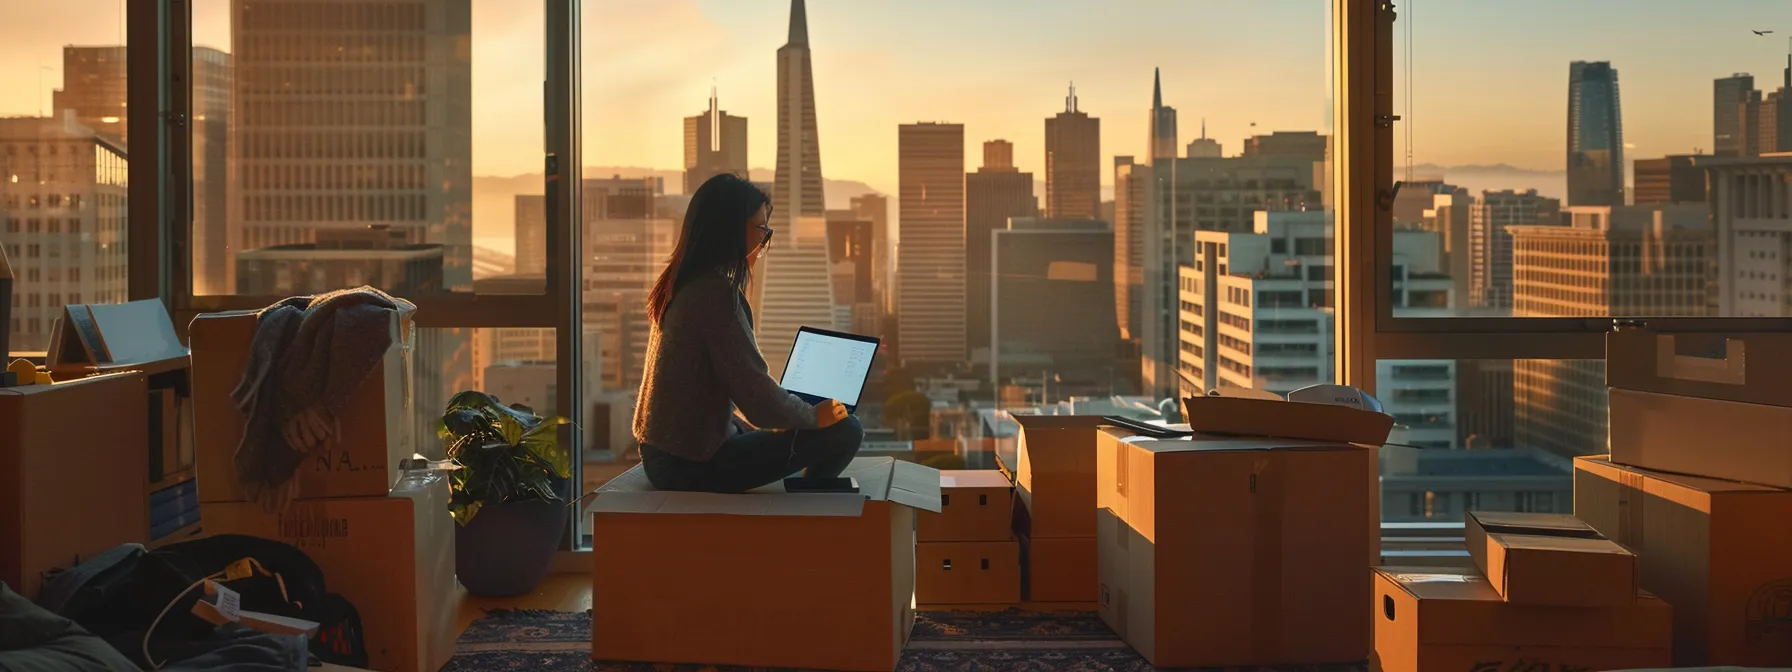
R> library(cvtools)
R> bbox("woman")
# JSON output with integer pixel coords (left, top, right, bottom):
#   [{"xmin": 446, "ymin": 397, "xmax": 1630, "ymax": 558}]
[{"xmin": 633, "ymin": 173, "xmax": 864, "ymax": 493}]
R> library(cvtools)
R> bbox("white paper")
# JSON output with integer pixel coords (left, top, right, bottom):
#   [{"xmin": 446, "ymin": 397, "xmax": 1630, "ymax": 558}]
[{"xmin": 212, "ymin": 581, "xmax": 243, "ymax": 621}]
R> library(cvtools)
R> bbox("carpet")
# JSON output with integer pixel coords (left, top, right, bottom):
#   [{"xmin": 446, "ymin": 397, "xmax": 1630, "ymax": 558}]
[{"xmin": 444, "ymin": 608, "xmax": 1370, "ymax": 671}]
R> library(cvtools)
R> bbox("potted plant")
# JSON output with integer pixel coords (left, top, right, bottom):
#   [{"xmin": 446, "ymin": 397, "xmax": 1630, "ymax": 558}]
[{"xmin": 437, "ymin": 390, "xmax": 571, "ymax": 597}]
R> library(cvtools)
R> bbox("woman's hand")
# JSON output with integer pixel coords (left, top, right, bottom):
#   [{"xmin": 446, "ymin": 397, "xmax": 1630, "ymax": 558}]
[{"xmin": 814, "ymin": 399, "xmax": 848, "ymax": 428}]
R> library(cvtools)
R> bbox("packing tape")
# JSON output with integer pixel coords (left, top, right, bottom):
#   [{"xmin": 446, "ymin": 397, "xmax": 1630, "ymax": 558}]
[{"xmin": 1249, "ymin": 454, "xmax": 1285, "ymax": 659}]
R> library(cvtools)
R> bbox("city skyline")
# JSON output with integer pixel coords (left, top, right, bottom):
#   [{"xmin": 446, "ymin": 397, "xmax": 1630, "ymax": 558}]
[{"xmin": 8, "ymin": 1, "xmax": 1792, "ymax": 198}]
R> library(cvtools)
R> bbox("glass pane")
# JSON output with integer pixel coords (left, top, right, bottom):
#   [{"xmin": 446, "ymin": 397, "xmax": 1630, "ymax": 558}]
[
  {"xmin": 1379, "ymin": 359, "xmax": 1593, "ymax": 523},
  {"xmin": 575, "ymin": 0, "xmax": 1335, "ymax": 486},
  {"xmin": 0, "ymin": 1, "xmax": 131, "ymax": 355},
  {"xmin": 1393, "ymin": 1, "xmax": 1792, "ymax": 319},
  {"xmin": 190, "ymin": 0, "xmax": 547, "ymax": 296}
]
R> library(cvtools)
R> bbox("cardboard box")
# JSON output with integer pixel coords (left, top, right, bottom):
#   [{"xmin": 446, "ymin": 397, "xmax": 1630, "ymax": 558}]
[
  {"xmin": 916, "ymin": 540, "xmax": 1020, "ymax": 605},
  {"xmin": 1010, "ymin": 414, "xmax": 1107, "ymax": 538},
  {"xmin": 1575, "ymin": 455, "xmax": 1792, "ymax": 666},
  {"xmin": 198, "ymin": 479, "xmax": 456, "ymax": 672},
  {"xmin": 590, "ymin": 457, "xmax": 941, "ymax": 671},
  {"xmin": 918, "ymin": 469, "xmax": 1013, "ymax": 542},
  {"xmin": 1607, "ymin": 330, "xmax": 1792, "ymax": 408},
  {"xmin": 1022, "ymin": 534, "xmax": 1096, "ymax": 603},
  {"xmin": 1181, "ymin": 394, "xmax": 1396, "ymax": 446},
  {"xmin": 1370, "ymin": 567, "xmax": 1672, "ymax": 672},
  {"xmin": 1095, "ymin": 429, "xmax": 1379, "ymax": 668},
  {"xmin": 0, "ymin": 372, "xmax": 149, "ymax": 599},
  {"xmin": 1610, "ymin": 387, "xmax": 1792, "ymax": 490},
  {"xmin": 189, "ymin": 307, "xmax": 419, "ymax": 503},
  {"xmin": 1464, "ymin": 510, "xmax": 1636, "ymax": 607}
]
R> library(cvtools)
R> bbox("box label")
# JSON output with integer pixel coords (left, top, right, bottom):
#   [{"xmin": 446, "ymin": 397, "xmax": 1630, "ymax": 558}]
[
  {"xmin": 312, "ymin": 448, "xmax": 387, "ymax": 474},
  {"xmin": 277, "ymin": 514, "xmax": 351, "ymax": 549}
]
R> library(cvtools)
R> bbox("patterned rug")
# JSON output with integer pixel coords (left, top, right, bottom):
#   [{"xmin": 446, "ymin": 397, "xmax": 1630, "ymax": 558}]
[{"xmin": 445, "ymin": 608, "xmax": 1369, "ymax": 671}]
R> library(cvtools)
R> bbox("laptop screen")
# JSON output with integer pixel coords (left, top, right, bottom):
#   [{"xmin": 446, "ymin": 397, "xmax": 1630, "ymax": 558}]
[{"xmin": 780, "ymin": 328, "xmax": 879, "ymax": 407}]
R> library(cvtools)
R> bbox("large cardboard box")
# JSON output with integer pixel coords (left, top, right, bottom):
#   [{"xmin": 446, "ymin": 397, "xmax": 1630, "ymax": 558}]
[
  {"xmin": 1464, "ymin": 510, "xmax": 1636, "ymax": 607},
  {"xmin": 590, "ymin": 457, "xmax": 942, "ymax": 671},
  {"xmin": 0, "ymin": 372, "xmax": 148, "ymax": 599},
  {"xmin": 918, "ymin": 469, "xmax": 1013, "ymax": 542},
  {"xmin": 1370, "ymin": 567, "xmax": 1672, "ymax": 672},
  {"xmin": 1575, "ymin": 455, "xmax": 1792, "ymax": 666},
  {"xmin": 199, "ymin": 478, "xmax": 456, "ymax": 672},
  {"xmin": 916, "ymin": 540, "xmax": 1020, "ymax": 605},
  {"xmin": 1607, "ymin": 330, "xmax": 1792, "ymax": 408},
  {"xmin": 1095, "ymin": 429, "xmax": 1379, "ymax": 668},
  {"xmin": 1181, "ymin": 394, "xmax": 1396, "ymax": 446},
  {"xmin": 189, "ymin": 307, "xmax": 419, "ymax": 503},
  {"xmin": 1022, "ymin": 534, "xmax": 1096, "ymax": 603},
  {"xmin": 1609, "ymin": 388, "xmax": 1792, "ymax": 490},
  {"xmin": 1010, "ymin": 414, "xmax": 1106, "ymax": 539}
]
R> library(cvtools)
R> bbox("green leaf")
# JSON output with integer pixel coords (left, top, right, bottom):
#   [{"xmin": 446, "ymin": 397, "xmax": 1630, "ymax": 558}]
[
  {"xmin": 497, "ymin": 414, "xmax": 526, "ymax": 447},
  {"xmin": 519, "ymin": 417, "xmax": 571, "ymax": 478},
  {"xmin": 448, "ymin": 498, "xmax": 482, "ymax": 526}
]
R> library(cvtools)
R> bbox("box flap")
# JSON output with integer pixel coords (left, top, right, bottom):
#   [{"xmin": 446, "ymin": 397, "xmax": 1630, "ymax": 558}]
[
  {"xmin": 1469, "ymin": 511, "xmax": 1601, "ymax": 538},
  {"xmin": 1009, "ymin": 414, "xmax": 1112, "ymax": 431},
  {"xmin": 1182, "ymin": 395, "xmax": 1395, "ymax": 445},
  {"xmin": 1607, "ymin": 329, "xmax": 1792, "ymax": 406},
  {"xmin": 1577, "ymin": 455, "xmax": 1785, "ymax": 495},
  {"xmin": 591, "ymin": 490, "xmax": 866, "ymax": 517},
  {"xmin": 939, "ymin": 469, "xmax": 1011, "ymax": 490},
  {"xmin": 1378, "ymin": 567, "xmax": 1500, "ymax": 602},
  {"xmin": 1119, "ymin": 435, "xmax": 1360, "ymax": 454},
  {"xmin": 886, "ymin": 461, "xmax": 944, "ymax": 513},
  {"xmin": 1497, "ymin": 534, "xmax": 1633, "ymax": 556}
]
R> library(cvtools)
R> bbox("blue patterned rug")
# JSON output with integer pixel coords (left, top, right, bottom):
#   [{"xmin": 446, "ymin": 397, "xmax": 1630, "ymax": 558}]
[{"xmin": 445, "ymin": 609, "xmax": 1369, "ymax": 671}]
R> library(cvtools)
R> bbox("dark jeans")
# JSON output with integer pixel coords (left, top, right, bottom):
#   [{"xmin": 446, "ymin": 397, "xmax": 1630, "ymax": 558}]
[{"xmin": 640, "ymin": 416, "xmax": 865, "ymax": 493}]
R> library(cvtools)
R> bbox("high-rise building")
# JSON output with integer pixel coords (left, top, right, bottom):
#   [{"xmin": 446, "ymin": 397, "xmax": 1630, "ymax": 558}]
[
  {"xmin": 233, "ymin": 0, "xmax": 474, "ymax": 292},
  {"xmin": 1633, "ymin": 155, "xmax": 1708, "ymax": 205},
  {"xmin": 990, "ymin": 218, "xmax": 1118, "ymax": 399},
  {"xmin": 1242, "ymin": 131, "xmax": 1328, "ymax": 163},
  {"xmin": 0, "ymin": 115, "xmax": 130, "ymax": 352},
  {"xmin": 1716, "ymin": 74, "xmax": 1756, "ymax": 157},
  {"xmin": 582, "ymin": 176, "xmax": 672, "ymax": 393},
  {"xmin": 1705, "ymin": 154, "xmax": 1792, "ymax": 317},
  {"xmin": 1185, "ymin": 119, "xmax": 1222, "ymax": 158},
  {"xmin": 1149, "ymin": 68, "xmax": 1178, "ymax": 163},
  {"xmin": 1469, "ymin": 189, "xmax": 1561, "ymax": 310},
  {"xmin": 757, "ymin": 214, "xmax": 840, "ymax": 376},
  {"xmin": 773, "ymin": 0, "xmax": 825, "ymax": 224},
  {"xmin": 191, "ymin": 47, "xmax": 234, "ymax": 295},
  {"xmin": 850, "ymin": 193, "xmax": 890, "ymax": 313},
  {"xmin": 825, "ymin": 214, "xmax": 879, "ymax": 336},
  {"xmin": 514, "ymin": 195, "xmax": 546, "ymax": 276},
  {"xmin": 52, "ymin": 47, "xmax": 128, "ymax": 144},
  {"xmin": 1509, "ymin": 204, "xmax": 1712, "ymax": 459},
  {"xmin": 1420, "ymin": 187, "xmax": 1472, "ymax": 310},
  {"xmin": 1045, "ymin": 85, "xmax": 1100, "ymax": 220},
  {"xmin": 683, "ymin": 88, "xmax": 748, "ymax": 194},
  {"xmin": 966, "ymin": 139, "xmax": 1038, "ymax": 365},
  {"xmin": 1566, "ymin": 61, "xmax": 1625, "ymax": 207},
  {"xmin": 1113, "ymin": 156, "xmax": 1147, "ymax": 341},
  {"xmin": 897, "ymin": 122, "xmax": 967, "ymax": 367}
]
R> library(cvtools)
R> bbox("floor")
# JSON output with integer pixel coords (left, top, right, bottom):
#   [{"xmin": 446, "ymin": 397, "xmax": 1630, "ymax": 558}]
[{"xmin": 453, "ymin": 572, "xmax": 592, "ymax": 636}]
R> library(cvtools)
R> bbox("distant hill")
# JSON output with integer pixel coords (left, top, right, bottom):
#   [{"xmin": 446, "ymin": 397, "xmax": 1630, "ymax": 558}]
[
  {"xmin": 1401, "ymin": 163, "xmax": 1566, "ymax": 201},
  {"xmin": 471, "ymin": 167, "xmax": 886, "ymax": 253}
]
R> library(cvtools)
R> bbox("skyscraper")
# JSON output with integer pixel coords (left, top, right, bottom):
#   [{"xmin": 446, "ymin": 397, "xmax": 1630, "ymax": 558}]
[
  {"xmin": 898, "ymin": 122, "xmax": 967, "ymax": 367},
  {"xmin": 52, "ymin": 47, "xmax": 128, "ymax": 144},
  {"xmin": 1113, "ymin": 156, "xmax": 1147, "ymax": 340},
  {"xmin": 1242, "ymin": 131, "xmax": 1328, "ymax": 162},
  {"xmin": 1705, "ymin": 154, "xmax": 1792, "ymax": 317},
  {"xmin": 990, "ymin": 218, "xmax": 1118, "ymax": 399},
  {"xmin": 1045, "ymin": 85, "xmax": 1100, "ymax": 220},
  {"xmin": 1149, "ymin": 69, "xmax": 1178, "ymax": 163},
  {"xmin": 1186, "ymin": 119, "xmax": 1222, "ymax": 158},
  {"xmin": 1468, "ymin": 189, "xmax": 1561, "ymax": 310},
  {"xmin": 683, "ymin": 88, "xmax": 748, "ymax": 194},
  {"xmin": 514, "ymin": 195, "xmax": 546, "ymax": 275},
  {"xmin": 1566, "ymin": 61, "xmax": 1625, "ymax": 207},
  {"xmin": 774, "ymin": 0, "xmax": 825, "ymax": 224},
  {"xmin": 966, "ymin": 139, "xmax": 1038, "ymax": 363},
  {"xmin": 1715, "ymin": 74, "xmax": 1756, "ymax": 157},
  {"xmin": 850, "ymin": 193, "xmax": 890, "ymax": 314},
  {"xmin": 191, "ymin": 47, "xmax": 234, "ymax": 295}
]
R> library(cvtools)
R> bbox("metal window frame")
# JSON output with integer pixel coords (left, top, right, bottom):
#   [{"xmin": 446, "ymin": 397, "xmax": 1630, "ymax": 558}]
[
  {"xmin": 145, "ymin": 0, "xmax": 588, "ymax": 551},
  {"xmin": 1340, "ymin": 0, "xmax": 1792, "ymax": 387}
]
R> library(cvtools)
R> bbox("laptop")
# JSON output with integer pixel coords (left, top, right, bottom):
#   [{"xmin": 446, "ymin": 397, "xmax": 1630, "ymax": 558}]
[{"xmin": 778, "ymin": 326, "xmax": 881, "ymax": 414}]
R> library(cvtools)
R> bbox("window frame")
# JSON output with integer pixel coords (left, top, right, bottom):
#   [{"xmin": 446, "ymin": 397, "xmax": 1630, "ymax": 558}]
[{"xmin": 136, "ymin": 0, "xmax": 587, "ymax": 550}]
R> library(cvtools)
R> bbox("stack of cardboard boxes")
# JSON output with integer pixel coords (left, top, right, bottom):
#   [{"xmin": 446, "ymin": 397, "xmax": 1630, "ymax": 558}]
[
  {"xmin": 1370, "ymin": 511, "xmax": 1672, "ymax": 671},
  {"xmin": 1095, "ymin": 396, "xmax": 1386, "ymax": 669},
  {"xmin": 189, "ymin": 308, "xmax": 457, "ymax": 672},
  {"xmin": 1009, "ymin": 415, "xmax": 1105, "ymax": 605},
  {"xmin": 915, "ymin": 469, "xmax": 1019, "ymax": 607},
  {"xmin": 1576, "ymin": 330, "xmax": 1792, "ymax": 667}
]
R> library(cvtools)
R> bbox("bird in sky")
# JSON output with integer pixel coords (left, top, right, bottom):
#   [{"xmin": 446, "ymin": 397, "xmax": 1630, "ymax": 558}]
[{"xmin": 1755, "ymin": 29, "xmax": 1775, "ymax": 36}]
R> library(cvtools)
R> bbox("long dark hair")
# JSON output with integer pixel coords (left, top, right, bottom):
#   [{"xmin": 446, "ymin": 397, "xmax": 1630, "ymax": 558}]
[{"xmin": 647, "ymin": 173, "xmax": 771, "ymax": 324}]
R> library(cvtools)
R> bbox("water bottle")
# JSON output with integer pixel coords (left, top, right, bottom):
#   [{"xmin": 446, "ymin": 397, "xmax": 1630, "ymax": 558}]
[{"xmin": 393, "ymin": 454, "xmax": 457, "ymax": 491}]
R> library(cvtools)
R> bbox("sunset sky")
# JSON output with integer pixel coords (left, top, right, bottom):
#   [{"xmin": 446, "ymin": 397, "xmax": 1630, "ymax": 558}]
[{"xmin": 3, "ymin": 0, "xmax": 1792, "ymax": 195}]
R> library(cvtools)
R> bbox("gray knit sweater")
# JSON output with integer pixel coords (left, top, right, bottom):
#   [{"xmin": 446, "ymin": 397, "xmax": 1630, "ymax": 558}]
[{"xmin": 632, "ymin": 271, "xmax": 818, "ymax": 461}]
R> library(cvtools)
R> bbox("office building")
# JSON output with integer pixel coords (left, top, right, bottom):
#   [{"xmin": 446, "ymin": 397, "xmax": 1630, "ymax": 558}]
[
  {"xmin": 850, "ymin": 193, "xmax": 891, "ymax": 313},
  {"xmin": 1045, "ymin": 85, "xmax": 1100, "ymax": 220},
  {"xmin": 1242, "ymin": 131, "xmax": 1328, "ymax": 163},
  {"xmin": 897, "ymin": 122, "xmax": 967, "ymax": 367},
  {"xmin": 683, "ymin": 88, "xmax": 748, "ymax": 194},
  {"xmin": 0, "ymin": 115, "xmax": 130, "ymax": 352},
  {"xmin": 1390, "ymin": 178, "xmax": 1453, "ymax": 227},
  {"xmin": 989, "ymin": 218, "xmax": 1118, "ymax": 400},
  {"xmin": 1381, "ymin": 448, "xmax": 1572, "ymax": 522},
  {"xmin": 1185, "ymin": 119, "xmax": 1222, "ymax": 159},
  {"xmin": 1419, "ymin": 187, "xmax": 1471, "ymax": 309},
  {"xmin": 825, "ymin": 214, "xmax": 879, "ymax": 336},
  {"xmin": 1469, "ymin": 189, "xmax": 1562, "ymax": 310},
  {"xmin": 1149, "ymin": 68, "xmax": 1178, "ymax": 163},
  {"xmin": 586, "ymin": 210, "xmax": 675, "ymax": 393},
  {"xmin": 51, "ymin": 47, "xmax": 128, "ymax": 144},
  {"xmin": 1566, "ymin": 61, "xmax": 1625, "ymax": 207},
  {"xmin": 1113, "ymin": 156, "xmax": 1147, "ymax": 340},
  {"xmin": 1633, "ymin": 155, "xmax": 1708, "ymax": 205},
  {"xmin": 1716, "ymin": 74, "xmax": 1755, "ymax": 157},
  {"xmin": 757, "ymin": 215, "xmax": 840, "ymax": 376},
  {"xmin": 232, "ymin": 0, "xmax": 474, "ymax": 292},
  {"xmin": 966, "ymin": 139, "xmax": 1038, "ymax": 364},
  {"xmin": 1510, "ymin": 205, "xmax": 1713, "ymax": 459},
  {"xmin": 773, "ymin": 0, "xmax": 825, "ymax": 224},
  {"xmin": 514, "ymin": 195, "xmax": 546, "ymax": 275},
  {"xmin": 1705, "ymin": 153, "xmax": 1792, "ymax": 317},
  {"xmin": 191, "ymin": 48, "xmax": 234, "ymax": 295}
]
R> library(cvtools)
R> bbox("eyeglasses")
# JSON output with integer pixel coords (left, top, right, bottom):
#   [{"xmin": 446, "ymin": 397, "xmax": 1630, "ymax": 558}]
[{"xmin": 757, "ymin": 224, "xmax": 775, "ymax": 251}]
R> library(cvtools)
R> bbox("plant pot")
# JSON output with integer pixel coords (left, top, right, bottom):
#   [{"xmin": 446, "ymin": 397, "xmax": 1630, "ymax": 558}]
[{"xmin": 454, "ymin": 498, "xmax": 568, "ymax": 597}]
